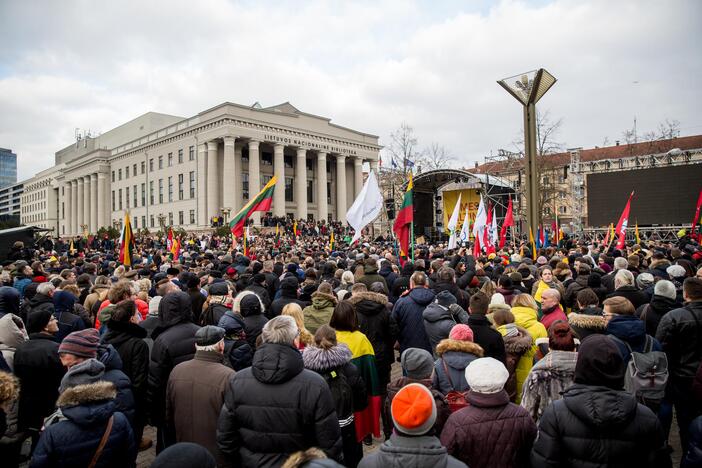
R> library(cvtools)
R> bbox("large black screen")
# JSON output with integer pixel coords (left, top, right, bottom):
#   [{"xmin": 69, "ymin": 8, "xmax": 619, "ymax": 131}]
[{"xmin": 586, "ymin": 164, "xmax": 702, "ymax": 226}]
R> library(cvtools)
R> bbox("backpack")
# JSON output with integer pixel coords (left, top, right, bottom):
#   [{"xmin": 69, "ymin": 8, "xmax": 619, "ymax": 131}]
[
  {"xmin": 441, "ymin": 359, "xmax": 469, "ymax": 412},
  {"xmin": 322, "ymin": 368, "xmax": 354, "ymax": 427},
  {"xmin": 615, "ymin": 335, "xmax": 668, "ymax": 407}
]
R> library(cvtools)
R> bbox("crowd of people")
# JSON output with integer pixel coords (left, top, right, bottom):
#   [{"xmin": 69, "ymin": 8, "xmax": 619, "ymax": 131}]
[{"xmin": 0, "ymin": 226, "xmax": 701, "ymax": 468}]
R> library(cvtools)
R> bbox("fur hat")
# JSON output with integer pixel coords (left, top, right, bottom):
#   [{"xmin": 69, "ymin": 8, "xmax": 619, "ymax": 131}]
[
  {"xmin": 449, "ymin": 324, "xmax": 474, "ymax": 342},
  {"xmin": 400, "ymin": 348, "xmax": 434, "ymax": 379},
  {"xmin": 391, "ymin": 383, "xmax": 437, "ymax": 436},
  {"xmin": 465, "ymin": 357, "xmax": 509, "ymax": 394}
]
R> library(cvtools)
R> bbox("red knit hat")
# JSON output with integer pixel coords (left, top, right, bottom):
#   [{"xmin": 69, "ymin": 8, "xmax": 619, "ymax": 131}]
[
  {"xmin": 390, "ymin": 383, "xmax": 437, "ymax": 436},
  {"xmin": 449, "ymin": 324, "xmax": 474, "ymax": 342}
]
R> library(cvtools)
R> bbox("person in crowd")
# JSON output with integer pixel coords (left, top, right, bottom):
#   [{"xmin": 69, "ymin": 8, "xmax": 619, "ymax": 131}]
[
  {"xmin": 22, "ymin": 282, "xmax": 55, "ymax": 324},
  {"xmin": 245, "ymin": 274, "xmax": 272, "ymax": 312},
  {"xmin": 140, "ymin": 295, "xmax": 162, "ymax": 345},
  {"xmin": 302, "ymin": 325, "xmax": 366, "ymax": 467},
  {"xmin": 607, "ymin": 269, "xmax": 650, "ymax": 309},
  {"xmin": 441, "ymin": 357, "xmax": 537, "ymax": 468},
  {"xmin": 95, "ymin": 281, "xmax": 135, "ymax": 331},
  {"xmin": 186, "ymin": 275, "xmax": 206, "ymax": 325},
  {"xmin": 564, "ymin": 264, "xmax": 592, "ymax": 309},
  {"xmin": 217, "ymin": 308, "xmax": 254, "ymax": 370},
  {"xmin": 390, "ymin": 262, "xmax": 414, "ymax": 304},
  {"xmin": 520, "ymin": 321, "xmax": 578, "ymax": 422},
  {"xmin": 0, "ymin": 313, "xmax": 27, "ymax": 371},
  {"xmin": 200, "ymin": 282, "xmax": 232, "ymax": 326},
  {"xmin": 432, "ymin": 324, "xmax": 484, "ymax": 395},
  {"xmin": 422, "ymin": 291, "xmax": 469, "ymax": 356},
  {"xmin": 83, "ymin": 276, "xmax": 111, "ymax": 324},
  {"xmin": 530, "ymin": 334, "xmax": 671, "ymax": 468},
  {"xmin": 467, "ymin": 292, "xmax": 507, "ymax": 363},
  {"xmin": 636, "ymin": 279, "xmax": 681, "ymax": 337},
  {"xmin": 604, "ymin": 296, "xmax": 662, "ymax": 363},
  {"xmin": 602, "ymin": 257, "xmax": 630, "ymax": 293},
  {"xmin": 166, "ymin": 326, "xmax": 234, "ymax": 466},
  {"xmin": 492, "ymin": 308, "xmax": 533, "ymax": 402},
  {"xmin": 0, "ymin": 286, "xmax": 21, "ymax": 319},
  {"xmin": 539, "ymin": 288, "xmax": 568, "ymax": 331},
  {"xmin": 567, "ymin": 288, "xmax": 606, "ymax": 340},
  {"xmin": 270, "ymin": 276, "xmax": 307, "ymax": 319},
  {"xmin": 357, "ymin": 258, "xmax": 388, "ymax": 294},
  {"xmin": 281, "ymin": 303, "xmax": 314, "ymax": 349},
  {"xmin": 238, "ymin": 292, "xmax": 268, "ymax": 349},
  {"xmin": 392, "ymin": 271, "xmax": 436, "ymax": 355},
  {"xmin": 495, "ymin": 275, "xmax": 520, "ymax": 306},
  {"xmin": 433, "ymin": 267, "xmax": 470, "ymax": 311},
  {"xmin": 303, "ymin": 282, "xmax": 338, "ymax": 334},
  {"xmin": 149, "ymin": 291, "xmax": 200, "ymax": 453},
  {"xmin": 52, "ymin": 290, "xmax": 85, "ymax": 342},
  {"xmin": 217, "ymin": 315, "xmax": 342, "ymax": 467},
  {"xmin": 359, "ymin": 383, "xmax": 467, "ymax": 468},
  {"xmin": 0, "ymin": 370, "xmax": 20, "ymax": 464},
  {"xmin": 31, "ymin": 359, "xmax": 136, "ymax": 467},
  {"xmin": 151, "ymin": 442, "xmax": 217, "ymax": 468},
  {"xmin": 531, "ymin": 267, "xmax": 565, "ymax": 306}
]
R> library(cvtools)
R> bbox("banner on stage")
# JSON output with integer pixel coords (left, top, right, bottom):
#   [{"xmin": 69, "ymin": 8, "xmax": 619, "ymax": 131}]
[{"xmin": 442, "ymin": 189, "xmax": 481, "ymax": 229}]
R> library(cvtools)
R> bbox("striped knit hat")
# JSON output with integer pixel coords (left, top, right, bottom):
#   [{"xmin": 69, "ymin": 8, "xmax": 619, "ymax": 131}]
[{"xmin": 59, "ymin": 328, "xmax": 100, "ymax": 358}]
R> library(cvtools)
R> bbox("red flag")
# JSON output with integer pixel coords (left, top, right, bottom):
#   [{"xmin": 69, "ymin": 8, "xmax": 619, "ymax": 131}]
[
  {"xmin": 473, "ymin": 233, "xmax": 481, "ymax": 257},
  {"xmin": 603, "ymin": 223, "xmax": 611, "ymax": 246},
  {"xmin": 538, "ymin": 225, "xmax": 545, "ymax": 248},
  {"xmin": 499, "ymin": 198, "xmax": 514, "ymax": 249},
  {"xmin": 615, "ymin": 191, "xmax": 635, "ymax": 249},
  {"xmin": 484, "ymin": 203, "xmax": 493, "ymax": 251},
  {"xmin": 692, "ymin": 188, "xmax": 702, "ymax": 239}
]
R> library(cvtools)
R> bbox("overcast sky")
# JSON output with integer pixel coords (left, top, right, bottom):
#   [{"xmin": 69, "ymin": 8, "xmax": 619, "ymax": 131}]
[{"xmin": 1, "ymin": 0, "xmax": 700, "ymax": 181}]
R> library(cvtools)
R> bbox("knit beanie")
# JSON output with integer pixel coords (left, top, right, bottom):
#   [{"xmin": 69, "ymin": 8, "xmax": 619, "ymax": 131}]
[
  {"xmin": 548, "ymin": 320, "xmax": 576, "ymax": 351},
  {"xmin": 390, "ymin": 383, "xmax": 437, "ymax": 436},
  {"xmin": 666, "ymin": 264, "xmax": 686, "ymax": 280},
  {"xmin": 26, "ymin": 309, "xmax": 52, "ymax": 334},
  {"xmin": 449, "ymin": 324, "xmax": 474, "ymax": 342},
  {"xmin": 654, "ymin": 280, "xmax": 677, "ymax": 301},
  {"xmin": 151, "ymin": 442, "xmax": 217, "ymax": 468},
  {"xmin": 400, "ymin": 348, "xmax": 434, "ymax": 379},
  {"xmin": 574, "ymin": 334, "xmax": 625, "ymax": 389},
  {"xmin": 59, "ymin": 328, "xmax": 100, "ymax": 358},
  {"xmin": 240, "ymin": 294, "xmax": 262, "ymax": 315},
  {"xmin": 636, "ymin": 272, "xmax": 655, "ymax": 290},
  {"xmin": 435, "ymin": 290, "xmax": 457, "ymax": 308},
  {"xmin": 58, "ymin": 358, "xmax": 106, "ymax": 393},
  {"xmin": 465, "ymin": 357, "xmax": 509, "ymax": 394}
]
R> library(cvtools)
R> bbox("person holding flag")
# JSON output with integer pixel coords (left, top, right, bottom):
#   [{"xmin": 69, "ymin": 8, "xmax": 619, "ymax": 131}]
[{"xmin": 392, "ymin": 173, "xmax": 414, "ymax": 262}]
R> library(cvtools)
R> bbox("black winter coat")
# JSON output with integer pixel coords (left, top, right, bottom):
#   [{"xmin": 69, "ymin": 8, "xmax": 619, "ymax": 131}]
[
  {"xmin": 241, "ymin": 309, "xmax": 268, "ymax": 349},
  {"xmin": 392, "ymin": 287, "xmax": 436, "ymax": 354},
  {"xmin": 269, "ymin": 295, "xmax": 307, "ymax": 319},
  {"xmin": 23, "ymin": 294, "xmax": 54, "ymax": 325},
  {"xmin": 200, "ymin": 302, "xmax": 230, "ymax": 326},
  {"xmin": 217, "ymin": 343, "xmax": 343, "ymax": 467},
  {"xmin": 656, "ymin": 301, "xmax": 702, "ymax": 386},
  {"xmin": 13, "ymin": 333, "xmax": 65, "ymax": 432},
  {"xmin": 467, "ymin": 314, "xmax": 507, "ymax": 364},
  {"xmin": 607, "ymin": 285, "xmax": 650, "ymax": 310},
  {"xmin": 636, "ymin": 295, "xmax": 681, "ymax": 337},
  {"xmin": 97, "ymin": 344, "xmax": 136, "ymax": 428},
  {"xmin": 187, "ymin": 288, "xmax": 206, "ymax": 324},
  {"xmin": 531, "ymin": 383, "xmax": 671, "ymax": 468}
]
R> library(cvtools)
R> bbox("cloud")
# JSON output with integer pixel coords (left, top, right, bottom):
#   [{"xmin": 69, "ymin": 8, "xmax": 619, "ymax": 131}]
[{"xmin": 0, "ymin": 0, "xmax": 700, "ymax": 181}]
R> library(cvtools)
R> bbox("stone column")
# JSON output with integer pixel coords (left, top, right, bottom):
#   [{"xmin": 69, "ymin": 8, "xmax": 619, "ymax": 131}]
[
  {"xmin": 197, "ymin": 143, "xmax": 208, "ymax": 226},
  {"xmin": 335, "ymin": 155, "xmax": 347, "ymax": 223},
  {"xmin": 233, "ymin": 144, "xmax": 243, "ymax": 213},
  {"xmin": 295, "ymin": 148, "xmax": 307, "ymax": 220},
  {"xmin": 354, "ymin": 156, "xmax": 363, "ymax": 199},
  {"xmin": 248, "ymin": 141, "xmax": 261, "ymax": 224},
  {"xmin": 317, "ymin": 152, "xmax": 328, "ymax": 222},
  {"xmin": 273, "ymin": 144, "xmax": 285, "ymax": 217},
  {"xmin": 90, "ymin": 173, "xmax": 98, "ymax": 232},
  {"xmin": 369, "ymin": 158, "xmax": 378, "ymax": 174},
  {"xmin": 76, "ymin": 178, "xmax": 84, "ymax": 234},
  {"xmin": 71, "ymin": 180, "xmax": 78, "ymax": 235},
  {"xmin": 223, "ymin": 136, "xmax": 236, "ymax": 213},
  {"xmin": 97, "ymin": 173, "xmax": 106, "ymax": 230},
  {"xmin": 64, "ymin": 181, "xmax": 72, "ymax": 235},
  {"xmin": 83, "ymin": 176, "xmax": 91, "ymax": 234},
  {"xmin": 206, "ymin": 140, "xmax": 220, "ymax": 222}
]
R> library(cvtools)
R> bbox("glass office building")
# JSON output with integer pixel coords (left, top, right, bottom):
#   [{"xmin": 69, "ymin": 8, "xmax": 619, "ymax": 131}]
[{"xmin": 0, "ymin": 148, "xmax": 17, "ymax": 188}]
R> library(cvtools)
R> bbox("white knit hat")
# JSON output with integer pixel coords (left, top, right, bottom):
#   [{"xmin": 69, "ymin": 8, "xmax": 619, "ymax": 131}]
[
  {"xmin": 465, "ymin": 357, "xmax": 509, "ymax": 394},
  {"xmin": 490, "ymin": 293, "xmax": 506, "ymax": 306}
]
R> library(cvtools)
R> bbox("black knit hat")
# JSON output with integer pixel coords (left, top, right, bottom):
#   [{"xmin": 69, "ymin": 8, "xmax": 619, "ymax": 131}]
[
  {"xmin": 574, "ymin": 334, "xmax": 625, "ymax": 389},
  {"xmin": 27, "ymin": 309, "xmax": 53, "ymax": 334}
]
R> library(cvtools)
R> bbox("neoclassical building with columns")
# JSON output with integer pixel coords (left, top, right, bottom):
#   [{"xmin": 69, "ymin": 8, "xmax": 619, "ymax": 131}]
[{"xmin": 20, "ymin": 101, "xmax": 381, "ymax": 236}]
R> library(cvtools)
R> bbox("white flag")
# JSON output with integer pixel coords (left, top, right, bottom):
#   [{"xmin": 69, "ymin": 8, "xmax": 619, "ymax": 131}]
[
  {"xmin": 472, "ymin": 194, "xmax": 487, "ymax": 238},
  {"xmin": 459, "ymin": 207, "xmax": 471, "ymax": 244},
  {"xmin": 346, "ymin": 170, "xmax": 383, "ymax": 244},
  {"xmin": 490, "ymin": 206, "xmax": 498, "ymax": 244},
  {"xmin": 447, "ymin": 193, "xmax": 462, "ymax": 249}
]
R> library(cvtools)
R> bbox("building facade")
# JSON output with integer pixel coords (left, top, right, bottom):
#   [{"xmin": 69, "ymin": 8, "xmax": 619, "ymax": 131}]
[
  {"xmin": 0, "ymin": 181, "xmax": 23, "ymax": 222},
  {"xmin": 20, "ymin": 101, "xmax": 381, "ymax": 236},
  {"xmin": 0, "ymin": 148, "xmax": 18, "ymax": 188}
]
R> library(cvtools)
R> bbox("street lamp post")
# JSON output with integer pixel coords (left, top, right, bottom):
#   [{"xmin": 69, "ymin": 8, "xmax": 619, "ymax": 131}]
[{"xmin": 498, "ymin": 69, "xmax": 557, "ymax": 238}]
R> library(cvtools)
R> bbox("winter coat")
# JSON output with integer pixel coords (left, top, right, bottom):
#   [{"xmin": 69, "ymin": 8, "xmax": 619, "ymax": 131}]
[
  {"xmin": 378, "ymin": 264, "xmax": 397, "ymax": 293},
  {"xmin": 217, "ymin": 311, "xmax": 254, "ymax": 371},
  {"xmin": 148, "ymin": 292, "xmax": 200, "ymax": 426},
  {"xmin": 441, "ymin": 389, "xmax": 537, "ymax": 468},
  {"xmin": 531, "ymin": 280, "xmax": 565, "ymax": 303},
  {"xmin": 385, "ymin": 376, "xmax": 450, "ymax": 436},
  {"xmin": 608, "ymin": 285, "xmax": 650, "ymax": 310},
  {"xmin": 390, "ymin": 276, "xmax": 411, "ymax": 305},
  {"xmin": 520, "ymin": 349, "xmax": 577, "ymax": 422},
  {"xmin": 564, "ymin": 275, "xmax": 589, "ymax": 309},
  {"xmin": 83, "ymin": 286, "xmax": 109, "ymax": 321},
  {"xmin": 540, "ymin": 304, "xmax": 567, "ymax": 331},
  {"xmin": 303, "ymin": 292, "xmax": 337, "ymax": 335},
  {"xmin": 200, "ymin": 300, "xmax": 230, "ymax": 327},
  {"xmin": 423, "ymin": 302, "xmax": 470, "ymax": 356},
  {"xmin": 530, "ymin": 383, "xmax": 671, "ymax": 468},
  {"xmin": 0, "ymin": 286, "xmax": 20, "ymax": 318},
  {"xmin": 512, "ymin": 306, "xmax": 548, "ymax": 345},
  {"xmin": 97, "ymin": 344, "xmax": 136, "ymax": 428},
  {"xmin": 606, "ymin": 314, "xmax": 662, "ymax": 363},
  {"xmin": 656, "ymin": 301, "xmax": 702, "ymax": 387},
  {"xmin": 392, "ymin": 287, "xmax": 436, "ymax": 354},
  {"xmin": 52, "ymin": 291, "xmax": 86, "ymax": 342},
  {"xmin": 358, "ymin": 433, "xmax": 467, "ymax": 468},
  {"xmin": 432, "ymin": 339, "xmax": 484, "ymax": 394},
  {"xmin": 433, "ymin": 281, "xmax": 470, "ymax": 311},
  {"xmin": 496, "ymin": 286, "xmax": 520, "ymax": 306},
  {"xmin": 188, "ymin": 288, "xmax": 206, "ymax": 324},
  {"xmin": 349, "ymin": 291, "xmax": 398, "ymax": 388},
  {"xmin": 357, "ymin": 263, "xmax": 388, "ymax": 294},
  {"xmin": 0, "ymin": 313, "xmax": 27, "ymax": 370},
  {"xmin": 241, "ymin": 306, "xmax": 268, "ymax": 350},
  {"xmin": 636, "ymin": 294, "xmax": 682, "ymax": 337},
  {"xmin": 269, "ymin": 282, "xmax": 307, "ymax": 319},
  {"xmin": 30, "ymin": 381, "xmax": 136, "ymax": 468},
  {"xmin": 14, "ymin": 333, "xmax": 65, "ymax": 432},
  {"xmin": 497, "ymin": 324, "xmax": 534, "ymax": 403},
  {"xmin": 166, "ymin": 350, "xmax": 235, "ymax": 467},
  {"xmin": 468, "ymin": 313, "xmax": 507, "ymax": 364},
  {"xmin": 22, "ymin": 293, "xmax": 54, "ymax": 322},
  {"xmin": 245, "ymin": 283, "xmax": 272, "ymax": 312},
  {"xmin": 217, "ymin": 342, "xmax": 343, "ymax": 467},
  {"xmin": 683, "ymin": 415, "xmax": 702, "ymax": 468},
  {"xmin": 567, "ymin": 308, "xmax": 606, "ymax": 341}
]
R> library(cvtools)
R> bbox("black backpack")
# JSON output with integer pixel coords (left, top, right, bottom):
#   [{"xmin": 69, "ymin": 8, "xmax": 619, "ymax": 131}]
[{"xmin": 322, "ymin": 368, "xmax": 354, "ymax": 427}]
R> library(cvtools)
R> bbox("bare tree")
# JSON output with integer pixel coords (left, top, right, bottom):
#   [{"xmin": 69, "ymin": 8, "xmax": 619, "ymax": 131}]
[
  {"xmin": 657, "ymin": 118, "xmax": 681, "ymax": 140},
  {"xmin": 387, "ymin": 122, "xmax": 423, "ymax": 170},
  {"xmin": 419, "ymin": 142, "xmax": 454, "ymax": 171}
]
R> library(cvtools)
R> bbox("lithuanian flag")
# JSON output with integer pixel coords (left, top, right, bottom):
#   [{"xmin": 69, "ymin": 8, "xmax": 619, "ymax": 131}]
[
  {"xmin": 118, "ymin": 211, "xmax": 135, "ymax": 267},
  {"xmin": 393, "ymin": 173, "xmax": 413, "ymax": 258},
  {"xmin": 330, "ymin": 230, "xmax": 335, "ymax": 251},
  {"xmin": 229, "ymin": 176, "xmax": 277, "ymax": 238}
]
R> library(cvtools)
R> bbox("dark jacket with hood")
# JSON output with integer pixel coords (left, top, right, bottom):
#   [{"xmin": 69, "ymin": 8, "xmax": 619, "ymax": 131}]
[
  {"xmin": 636, "ymin": 294, "xmax": 681, "ymax": 337},
  {"xmin": 392, "ymin": 287, "xmax": 436, "ymax": 355},
  {"xmin": 148, "ymin": 292, "xmax": 200, "ymax": 426},
  {"xmin": 433, "ymin": 281, "xmax": 470, "ymax": 312},
  {"xmin": 52, "ymin": 291, "xmax": 86, "ymax": 342},
  {"xmin": 217, "ymin": 342, "xmax": 343, "ymax": 467},
  {"xmin": 269, "ymin": 276, "xmax": 307, "ymax": 319},
  {"xmin": 432, "ymin": 339, "xmax": 484, "ymax": 394},
  {"xmin": 97, "ymin": 344, "xmax": 136, "ymax": 428},
  {"xmin": 23, "ymin": 293, "xmax": 54, "ymax": 323},
  {"xmin": 606, "ymin": 315, "xmax": 662, "ymax": 363},
  {"xmin": 217, "ymin": 311, "xmax": 254, "ymax": 371},
  {"xmin": 530, "ymin": 384, "xmax": 671, "ymax": 468},
  {"xmin": 349, "ymin": 291, "xmax": 398, "ymax": 386},
  {"xmin": 608, "ymin": 285, "xmax": 650, "ymax": 310},
  {"xmin": 390, "ymin": 263, "xmax": 414, "ymax": 304},
  {"xmin": 378, "ymin": 263, "xmax": 398, "ymax": 292},
  {"xmin": 656, "ymin": 301, "xmax": 702, "ymax": 386},
  {"xmin": 357, "ymin": 263, "xmax": 388, "ymax": 294},
  {"xmin": 0, "ymin": 286, "xmax": 20, "ymax": 318},
  {"xmin": 240, "ymin": 294, "xmax": 268, "ymax": 349},
  {"xmin": 422, "ymin": 302, "xmax": 469, "ymax": 356},
  {"xmin": 30, "ymin": 381, "xmax": 136, "ymax": 468},
  {"xmin": 358, "ymin": 433, "xmax": 467, "ymax": 468},
  {"xmin": 564, "ymin": 274, "xmax": 589, "ymax": 309},
  {"xmin": 468, "ymin": 313, "xmax": 507, "ymax": 364}
]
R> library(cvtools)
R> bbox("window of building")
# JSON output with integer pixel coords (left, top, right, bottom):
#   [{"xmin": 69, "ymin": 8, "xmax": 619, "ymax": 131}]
[
  {"xmin": 168, "ymin": 153, "xmax": 173, "ymax": 167},
  {"xmin": 158, "ymin": 155, "xmax": 163, "ymax": 169},
  {"xmin": 149, "ymin": 181, "xmax": 154, "ymax": 205},
  {"xmin": 189, "ymin": 209, "xmax": 195, "ymax": 224},
  {"xmin": 242, "ymin": 173, "xmax": 249, "ymax": 199},
  {"xmin": 178, "ymin": 174, "xmax": 184, "ymax": 200},
  {"xmin": 149, "ymin": 159, "xmax": 154, "ymax": 172},
  {"xmin": 262, "ymin": 152, "xmax": 273, "ymax": 166},
  {"xmin": 125, "ymin": 166, "xmax": 129, "ymax": 178},
  {"xmin": 189, "ymin": 171, "xmax": 195, "ymax": 198},
  {"xmin": 241, "ymin": 147, "xmax": 249, "ymax": 162},
  {"xmin": 307, "ymin": 180, "xmax": 314, "ymax": 203},
  {"xmin": 285, "ymin": 177, "xmax": 294, "ymax": 202},
  {"xmin": 306, "ymin": 159, "xmax": 314, "ymax": 171},
  {"xmin": 150, "ymin": 215, "xmax": 154, "ymax": 228},
  {"xmin": 559, "ymin": 205, "xmax": 567, "ymax": 214},
  {"xmin": 141, "ymin": 216, "xmax": 146, "ymax": 229},
  {"xmin": 178, "ymin": 211, "xmax": 184, "ymax": 225},
  {"xmin": 118, "ymin": 169, "xmax": 122, "ymax": 181},
  {"xmin": 118, "ymin": 189, "xmax": 123, "ymax": 210},
  {"xmin": 62, "ymin": 202, "xmax": 64, "ymax": 218},
  {"xmin": 178, "ymin": 149, "xmax": 183, "ymax": 164},
  {"xmin": 559, "ymin": 191, "xmax": 567, "ymax": 199},
  {"xmin": 125, "ymin": 188, "xmax": 130, "ymax": 208},
  {"xmin": 189, "ymin": 146, "xmax": 195, "ymax": 161},
  {"xmin": 133, "ymin": 164, "xmax": 137, "ymax": 176},
  {"xmin": 141, "ymin": 161, "xmax": 145, "ymax": 174},
  {"xmin": 134, "ymin": 217, "xmax": 138, "ymax": 229},
  {"xmin": 159, "ymin": 179, "xmax": 163, "ymax": 204},
  {"xmin": 133, "ymin": 185, "xmax": 138, "ymax": 207},
  {"xmin": 141, "ymin": 183, "xmax": 146, "ymax": 207},
  {"xmin": 168, "ymin": 212, "xmax": 173, "ymax": 226},
  {"xmin": 327, "ymin": 182, "xmax": 332, "ymax": 204},
  {"xmin": 111, "ymin": 171, "xmax": 115, "ymax": 182},
  {"xmin": 542, "ymin": 176, "xmax": 549, "ymax": 185},
  {"xmin": 168, "ymin": 177, "xmax": 173, "ymax": 202},
  {"xmin": 284, "ymin": 155, "xmax": 293, "ymax": 169}
]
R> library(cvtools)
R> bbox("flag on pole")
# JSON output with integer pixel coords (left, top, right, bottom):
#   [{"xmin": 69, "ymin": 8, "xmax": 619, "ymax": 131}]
[
  {"xmin": 69, "ymin": 239, "xmax": 76, "ymax": 255},
  {"xmin": 692, "ymin": 188, "xmax": 702, "ymax": 239},
  {"xmin": 535, "ymin": 225, "xmax": 542, "ymax": 249},
  {"xmin": 393, "ymin": 174, "xmax": 414, "ymax": 258},
  {"xmin": 604, "ymin": 223, "xmax": 613, "ymax": 246},
  {"xmin": 330, "ymin": 230, "xmax": 335, "ymax": 251},
  {"xmin": 171, "ymin": 236, "xmax": 181, "ymax": 259},
  {"xmin": 635, "ymin": 220, "xmax": 641, "ymax": 245},
  {"xmin": 484, "ymin": 203, "xmax": 496, "ymax": 255},
  {"xmin": 447, "ymin": 193, "xmax": 462, "ymax": 249},
  {"xmin": 499, "ymin": 198, "xmax": 514, "ymax": 249},
  {"xmin": 615, "ymin": 191, "xmax": 634, "ymax": 249},
  {"xmin": 166, "ymin": 228, "xmax": 173, "ymax": 252},
  {"xmin": 346, "ymin": 170, "xmax": 384, "ymax": 244},
  {"xmin": 229, "ymin": 176, "xmax": 277, "ymax": 237},
  {"xmin": 293, "ymin": 220, "xmax": 298, "ymax": 238},
  {"xmin": 552, "ymin": 214, "xmax": 559, "ymax": 246},
  {"xmin": 275, "ymin": 223, "xmax": 281, "ymax": 248},
  {"xmin": 490, "ymin": 205, "xmax": 498, "ymax": 247},
  {"xmin": 459, "ymin": 207, "xmax": 471, "ymax": 246},
  {"xmin": 243, "ymin": 226, "xmax": 249, "ymax": 257},
  {"xmin": 529, "ymin": 227, "xmax": 537, "ymax": 260},
  {"xmin": 118, "ymin": 211, "xmax": 135, "ymax": 267},
  {"xmin": 472, "ymin": 195, "xmax": 487, "ymax": 240}
]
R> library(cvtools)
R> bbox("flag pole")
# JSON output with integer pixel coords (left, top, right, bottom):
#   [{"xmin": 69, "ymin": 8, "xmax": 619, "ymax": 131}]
[{"xmin": 411, "ymin": 220, "xmax": 415, "ymax": 263}]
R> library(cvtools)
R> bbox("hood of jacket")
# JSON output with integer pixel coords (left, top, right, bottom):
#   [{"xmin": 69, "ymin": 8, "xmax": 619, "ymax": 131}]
[
  {"xmin": 435, "ymin": 338, "xmax": 484, "ymax": 360},
  {"xmin": 348, "ymin": 291, "xmax": 388, "ymax": 317},
  {"xmin": 157, "ymin": 291, "xmax": 193, "ymax": 328},
  {"xmin": 562, "ymin": 383, "xmax": 638, "ymax": 428},
  {"xmin": 29, "ymin": 293, "xmax": 53, "ymax": 308},
  {"xmin": 408, "ymin": 287, "xmax": 436, "ymax": 307},
  {"xmin": 0, "ymin": 286, "xmax": 20, "ymax": 316},
  {"xmin": 53, "ymin": 290, "xmax": 77, "ymax": 315},
  {"xmin": 311, "ymin": 294, "xmax": 336, "ymax": 310},
  {"xmin": 58, "ymin": 381, "xmax": 117, "ymax": 426},
  {"xmin": 375, "ymin": 434, "xmax": 452, "ymax": 466},
  {"xmin": 104, "ymin": 319, "xmax": 147, "ymax": 346},
  {"xmin": 0, "ymin": 313, "xmax": 27, "ymax": 350},
  {"xmin": 649, "ymin": 295, "xmax": 681, "ymax": 313},
  {"xmin": 422, "ymin": 302, "xmax": 452, "ymax": 323},
  {"xmin": 498, "ymin": 326, "xmax": 533, "ymax": 354},
  {"xmin": 606, "ymin": 314, "xmax": 646, "ymax": 347},
  {"xmin": 97, "ymin": 343, "xmax": 125, "ymax": 371},
  {"xmin": 302, "ymin": 343, "xmax": 352, "ymax": 372},
  {"xmin": 252, "ymin": 342, "xmax": 304, "ymax": 384},
  {"xmin": 279, "ymin": 276, "xmax": 299, "ymax": 297},
  {"xmin": 568, "ymin": 311, "xmax": 606, "ymax": 330},
  {"xmin": 364, "ymin": 262, "xmax": 379, "ymax": 275},
  {"xmin": 218, "ymin": 310, "xmax": 246, "ymax": 335},
  {"xmin": 512, "ymin": 306, "xmax": 539, "ymax": 330}
]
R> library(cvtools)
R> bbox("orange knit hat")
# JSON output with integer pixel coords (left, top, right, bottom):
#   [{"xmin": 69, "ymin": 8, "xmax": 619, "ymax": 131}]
[{"xmin": 390, "ymin": 383, "xmax": 437, "ymax": 435}]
